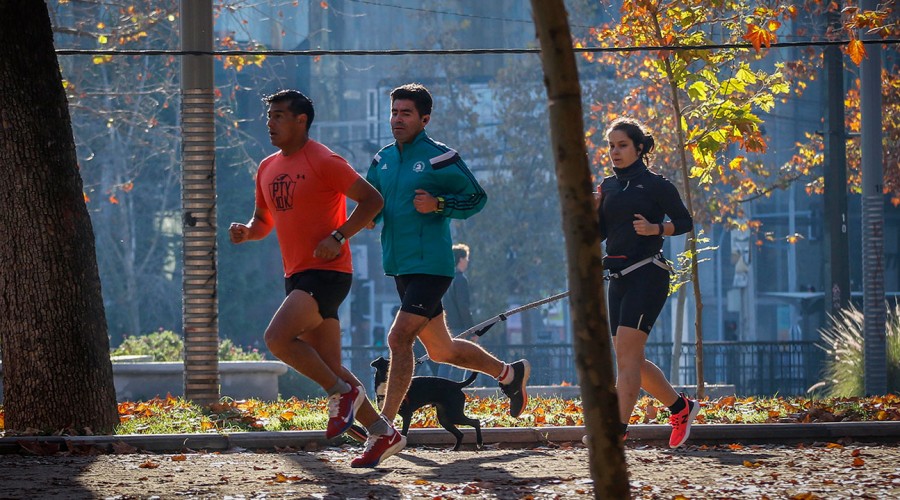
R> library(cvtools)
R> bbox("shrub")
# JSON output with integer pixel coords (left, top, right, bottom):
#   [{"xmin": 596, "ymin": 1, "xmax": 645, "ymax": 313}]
[
  {"xmin": 812, "ymin": 302, "xmax": 900, "ymax": 397},
  {"xmin": 111, "ymin": 330, "xmax": 265, "ymax": 362}
]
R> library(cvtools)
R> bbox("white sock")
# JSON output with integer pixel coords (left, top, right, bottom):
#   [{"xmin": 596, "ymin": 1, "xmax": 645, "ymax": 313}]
[{"xmin": 497, "ymin": 363, "xmax": 514, "ymax": 385}]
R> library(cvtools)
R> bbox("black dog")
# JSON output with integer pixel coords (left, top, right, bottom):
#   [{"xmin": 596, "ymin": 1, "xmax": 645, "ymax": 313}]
[{"xmin": 371, "ymin": 356, "xmax": 483, "ymax": 451}]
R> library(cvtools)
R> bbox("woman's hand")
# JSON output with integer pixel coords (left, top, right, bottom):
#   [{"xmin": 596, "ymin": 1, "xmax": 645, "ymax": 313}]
[{"xmin": 633, "ymin": 214, "xmax": 661, "ymax": 236}]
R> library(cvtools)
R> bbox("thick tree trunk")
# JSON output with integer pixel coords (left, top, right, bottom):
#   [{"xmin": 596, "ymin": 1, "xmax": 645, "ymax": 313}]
[
  {"xmin": 0, "ymin": 1, "xmax": 119, "ymax": 433},
  {"xmin": 529, "ymin": 2, "xmax": 630, "ymax": 497}
]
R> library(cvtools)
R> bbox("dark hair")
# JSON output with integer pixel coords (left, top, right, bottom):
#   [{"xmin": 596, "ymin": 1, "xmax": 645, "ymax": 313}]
[
  {"xmin": 390, "ymin": 83, "xmax": 433, "ymax": 117},
  {"xmin": 263, "ymin": 90, "xmax": 315, "ymax": 131},
  {"xmin": 452, "ymin": 243, "xmax": 470, "ymax": 265},
  {"xmin": 606, "ymin": 117, "xmax": 655, "ymax": 160}
]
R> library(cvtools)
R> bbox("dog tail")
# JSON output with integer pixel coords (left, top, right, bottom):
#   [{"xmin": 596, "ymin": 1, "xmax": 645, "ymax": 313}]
[{"xmin": 458, "ymin": 371, "xmax": 479, "ymax": 388}]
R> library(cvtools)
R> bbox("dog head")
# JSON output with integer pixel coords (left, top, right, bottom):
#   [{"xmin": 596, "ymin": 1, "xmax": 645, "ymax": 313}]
[{"xmin": 371, "ymin": 356, "xmax": 390, "ymax": 404}]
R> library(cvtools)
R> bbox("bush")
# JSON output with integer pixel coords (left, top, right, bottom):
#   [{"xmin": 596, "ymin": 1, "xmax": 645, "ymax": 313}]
[
  {"xmin": 813, "ymin": 302, "xmax": 900, "ymax": 397},
  {"xmin": 111, "ymin": 329, "xmax": 265, "ymax": 362}
]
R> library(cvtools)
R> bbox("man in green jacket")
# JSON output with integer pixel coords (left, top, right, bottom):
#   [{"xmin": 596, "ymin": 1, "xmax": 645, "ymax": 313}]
[{"xmin": 352, "ymin": 83, "xmax": 530, "ymax": 468}]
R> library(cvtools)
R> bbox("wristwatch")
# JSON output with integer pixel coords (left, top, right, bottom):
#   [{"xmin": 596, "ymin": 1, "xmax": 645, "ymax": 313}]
[
  {"xmin": 331, "ymin": 229, "xmax": 346, "ymax": 244},
  {"xmin": 435, "ymin": 196, "xmax": 445, "ymax": 213}
]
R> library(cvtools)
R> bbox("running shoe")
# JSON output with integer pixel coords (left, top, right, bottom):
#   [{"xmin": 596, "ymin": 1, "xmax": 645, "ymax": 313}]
[
  {"xmin": 350, "ymin": 430, "xmax": 406, "ymax": 468},
  {"xmin": 499, "ymin": 359, "xmax": 531, "ymax": 418},
  {"xmin": 668, "ymin": 393, "xmax": 700, "ymax": 448},
  {"xmin": 325, "ymin": 385, "xmax": 365, "ymax": 439}
]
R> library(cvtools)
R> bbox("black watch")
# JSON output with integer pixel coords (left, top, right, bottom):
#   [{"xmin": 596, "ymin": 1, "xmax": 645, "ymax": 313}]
[{"xmin": 331, "ymin": 229, "xmax": 346, "ymax": 244}]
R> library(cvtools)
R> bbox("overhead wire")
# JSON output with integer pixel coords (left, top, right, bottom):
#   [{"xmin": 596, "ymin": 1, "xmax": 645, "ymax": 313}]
[{"xmin": 54, "ymin": 38, "xmax": 900, "ymax": 57}]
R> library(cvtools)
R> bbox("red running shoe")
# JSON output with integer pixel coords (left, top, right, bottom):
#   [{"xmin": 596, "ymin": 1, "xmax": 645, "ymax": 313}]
[
  {"xmin": 668, "ymin": 393, "xmax": 700, "ymax": 448},
  {"xmin": 325, "ymin": 385, "xmax": 365, "ymax": 439},
  {"xmin": 350, "ymin": 429, "xmax": 406, "ymax": 468}
]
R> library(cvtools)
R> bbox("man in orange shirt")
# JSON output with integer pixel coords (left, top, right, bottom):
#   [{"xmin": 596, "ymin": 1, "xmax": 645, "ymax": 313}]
[{"xmin": 229, "ymin": 90, "xmax": 402, "ymax": 452}]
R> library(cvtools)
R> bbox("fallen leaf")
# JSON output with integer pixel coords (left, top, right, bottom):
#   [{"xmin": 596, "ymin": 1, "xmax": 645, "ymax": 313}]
[
  {"xmin": 171, "ymin": 454, "xmax": 187, "ymax": 462},
  {"xmin": 139, "ymin": 460, "xmax": 159, "ymax": 469}
]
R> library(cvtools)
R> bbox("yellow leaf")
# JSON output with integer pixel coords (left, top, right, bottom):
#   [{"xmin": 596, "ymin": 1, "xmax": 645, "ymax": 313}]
[
  {"xmin": 846, "ymin": 39, "xmax": 866, "ymax": 66},
  {"xmin": 743, "ymin": 460, "xmax": 761, "ymax": 468},
  {"xmin": 98, "ymin": 35, "xmax": 108, "ymax": 45}
]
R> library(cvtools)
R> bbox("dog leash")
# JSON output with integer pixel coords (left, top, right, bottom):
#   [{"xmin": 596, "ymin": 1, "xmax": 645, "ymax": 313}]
[{"xmin": 415, "ymin": 290, "xmax": 571, "ymax": 364}]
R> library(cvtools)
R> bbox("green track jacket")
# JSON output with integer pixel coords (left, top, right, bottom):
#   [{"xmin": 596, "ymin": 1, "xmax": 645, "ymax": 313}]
[{"xmin": 366, "ymin": 131, "xmax": 487, "ymax": 277}]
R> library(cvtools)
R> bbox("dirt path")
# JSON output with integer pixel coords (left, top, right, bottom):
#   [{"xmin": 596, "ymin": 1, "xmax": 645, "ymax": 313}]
[{"xmin": 1, "ymin": 442, "xmax": 899, "ymax": 499}]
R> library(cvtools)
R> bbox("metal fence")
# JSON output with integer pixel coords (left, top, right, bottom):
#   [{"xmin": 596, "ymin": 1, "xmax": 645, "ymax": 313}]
[{"xmin": 343, "ymin": 341, "xmax": 827, "ymax": 397}]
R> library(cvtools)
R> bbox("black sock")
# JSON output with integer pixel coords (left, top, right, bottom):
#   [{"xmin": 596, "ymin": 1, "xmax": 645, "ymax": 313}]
[{"xmin": 668, "ymin": 396, "xmax": 687, "ymax": 414}]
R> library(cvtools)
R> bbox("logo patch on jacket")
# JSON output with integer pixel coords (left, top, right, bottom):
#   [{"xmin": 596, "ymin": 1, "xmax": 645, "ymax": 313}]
[{"xmin": 413, "ymin": 161, "xmax": 426, "ymax": 172}]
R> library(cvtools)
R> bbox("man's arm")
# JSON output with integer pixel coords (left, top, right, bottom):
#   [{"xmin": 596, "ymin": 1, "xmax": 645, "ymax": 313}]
[
  {"xmin": 339, "ymin": 177, "xmax": 384, "ymax": 239},
  {"xmin": 229, "ymin": 204, "xmax": 274, "ymax": 244}
]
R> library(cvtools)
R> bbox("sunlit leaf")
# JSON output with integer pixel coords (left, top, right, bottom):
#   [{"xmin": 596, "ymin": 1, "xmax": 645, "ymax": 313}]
[{"xmin": 845, "ymin": 39, "xmax": 867, "ymax": 66}]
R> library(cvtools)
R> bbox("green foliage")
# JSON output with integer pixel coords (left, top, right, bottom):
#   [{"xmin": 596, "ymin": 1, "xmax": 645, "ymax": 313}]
[
  {"xmin": 111, "ymin": 330, "xmax": 183, "ymax": 362},
  {"xmin": 813, "ymin": 302, "xmax": 900, "ymax": 397},
  {"xmin": 110, "ymin": 330, "xmax": 264, "ymax": 362}
]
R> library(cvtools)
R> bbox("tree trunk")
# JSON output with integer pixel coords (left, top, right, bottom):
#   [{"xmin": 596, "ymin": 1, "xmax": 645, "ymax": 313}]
[
  {"xmin": 529, "ymin": 1, "xmax": 630, "ymax": 497},
  {"xmin": 0, "ymin": 1, "xmax": 119, "ymax": 433}
]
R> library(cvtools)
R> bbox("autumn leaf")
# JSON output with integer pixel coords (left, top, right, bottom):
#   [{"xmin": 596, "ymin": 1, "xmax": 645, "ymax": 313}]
[
  {"xmin": 139, "ymin": 459, "xmax": 159, "ymax": 469},
  {"xmin": 845, "ymin": 39, "xmax": 867, "ymax": 66},
  {"xmin": 852, "ymin": 457, "xmax": 865, "ymax": 467},
  {"xmin": 743, "ymin": 24, "xmax": 775, "ymax": 52},
  {"xmin": 171, "ymin": 454, "xmax": 187, "ymax": 461}
]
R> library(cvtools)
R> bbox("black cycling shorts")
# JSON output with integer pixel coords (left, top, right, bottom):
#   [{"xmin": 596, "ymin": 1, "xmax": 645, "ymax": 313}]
[
  {"xmin": 608, "ymin": 262, "xmax": 669, "ymax": 335},
  {"xmin": 394, "ymin": 274, "xmax": 453, "ymax": 319},
  {"xmin": 284, "ymin": 269, "xmax": 352, "ymax": 320}
]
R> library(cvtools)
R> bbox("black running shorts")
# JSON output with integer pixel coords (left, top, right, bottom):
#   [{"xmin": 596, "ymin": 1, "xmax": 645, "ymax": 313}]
[
  {"xmin": 608, "ymin": 262, "xmax": 670, "ymax": 335},
  {"xmin": 394, "ymin": 274, "xmax": 453, "ymax": 319},
  {"xmin": 284, "ymin": 269, "xmax": 352, "ymax": 320}
]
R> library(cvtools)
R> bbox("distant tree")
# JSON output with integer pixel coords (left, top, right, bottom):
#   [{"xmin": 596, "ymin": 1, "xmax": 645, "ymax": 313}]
[
  {"xmin": 0, "ymin": 0, "xmax": 118, "ymax": 433},
  {"xmin": 48, "ymin": 0, "xmax": 288, "ymax": 345}
]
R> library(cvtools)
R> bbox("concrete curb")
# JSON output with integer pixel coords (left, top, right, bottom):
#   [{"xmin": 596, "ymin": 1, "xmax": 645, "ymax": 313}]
[{"xmin": 2, "ymin": 422, "xmax": 899, "ymax": 454}]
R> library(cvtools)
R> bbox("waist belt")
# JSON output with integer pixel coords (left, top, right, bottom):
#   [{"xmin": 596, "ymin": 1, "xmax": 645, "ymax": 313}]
[{"xmin": 605, "ymin": 253, "xmax": 672, "ymax": 280}]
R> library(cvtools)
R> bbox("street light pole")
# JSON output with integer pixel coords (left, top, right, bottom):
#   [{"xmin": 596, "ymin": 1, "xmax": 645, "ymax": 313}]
[{"xmin": 860, "ymin": 0, "xmax": 886, "ymax": 396}]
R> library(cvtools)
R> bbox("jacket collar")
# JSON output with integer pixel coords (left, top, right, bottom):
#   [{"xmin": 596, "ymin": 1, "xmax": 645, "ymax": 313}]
[
  {"xmin": 613, "ymin": 159, "xmax": 647, "ymax": 182},
  {"xmin": 394, "ymin": 130, "xmax": 429, "ymax": 151}
]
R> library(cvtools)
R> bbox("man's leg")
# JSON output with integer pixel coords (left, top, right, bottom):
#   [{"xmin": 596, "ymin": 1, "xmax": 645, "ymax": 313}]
[
  {"xmin": 264, "ymin": 291, "xmax": 340, "ymax": 389},
  {"xmin": 419, "ymin": 315, "xmax": 503, "ymax": 377},
  {"xmin": 264, "ymin": 291, "xmax": 364, "ymax": 439},
  {"xmin": 420, "ymin": 314, "xmax": 530, "ymax": 417},
  {"xmin": 300, "ymin": 318, "xmax": 381, "ymax": 429},
  {"xmin": 379, "ymin": 311, "xmax": 430, "ymax": 420}
]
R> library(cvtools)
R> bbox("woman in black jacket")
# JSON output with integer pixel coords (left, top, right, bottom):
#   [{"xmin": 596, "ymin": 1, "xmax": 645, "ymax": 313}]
[{"xmin": 595, "ymin": 117, "xmax": 699, "ymax": 448}]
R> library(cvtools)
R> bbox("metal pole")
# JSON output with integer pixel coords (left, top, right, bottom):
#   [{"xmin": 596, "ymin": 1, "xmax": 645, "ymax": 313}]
[
  {"xmin": 181, "ymin": 0, "xmax": 219, "ymax": 405},
  {"xmin": 823, "ymin": 9, "xmax": 851, "ymax": 318},
  {"xmin": 860, "ymin": 0, "xmax": 886, "ymax": 396}
]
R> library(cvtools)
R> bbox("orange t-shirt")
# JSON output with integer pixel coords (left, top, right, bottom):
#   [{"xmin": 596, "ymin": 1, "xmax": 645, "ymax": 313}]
[{"xmin": 255, "ymin": 140, "xmax": 361, "ymax": 276}]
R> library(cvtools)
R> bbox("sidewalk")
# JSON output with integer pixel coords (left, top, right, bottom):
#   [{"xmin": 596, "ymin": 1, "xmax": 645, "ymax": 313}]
[
  {"xmin": 3, "ymin": 421, "xmax": 899, "ymax": 454},
  {"xmin": 1, "ymin": 424, "xmax": 899, "ymax": 499}
]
